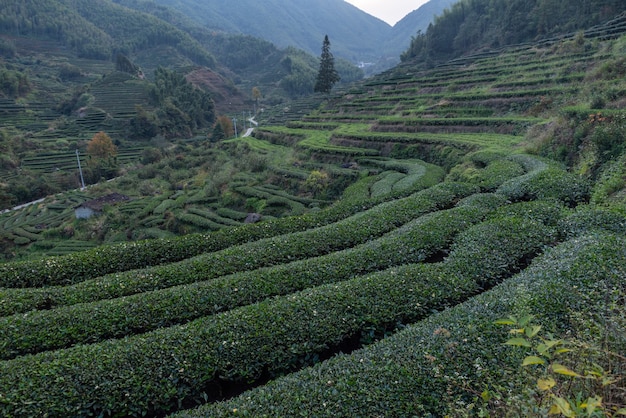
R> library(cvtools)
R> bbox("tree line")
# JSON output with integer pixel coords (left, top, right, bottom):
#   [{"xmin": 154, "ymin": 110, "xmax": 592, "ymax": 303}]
[
  {"xmin": 0, "ymin": 0, "xmax": 214, "ymax": 65},
  {"xmin": 402, "ymin": 0, "xmax": 625, "ymax": 64}
]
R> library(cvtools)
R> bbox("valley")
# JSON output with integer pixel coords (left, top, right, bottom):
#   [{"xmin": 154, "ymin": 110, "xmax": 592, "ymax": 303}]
[{"xmin": 0, "ymin": 1, "xmax": 625, "ymax": 417}]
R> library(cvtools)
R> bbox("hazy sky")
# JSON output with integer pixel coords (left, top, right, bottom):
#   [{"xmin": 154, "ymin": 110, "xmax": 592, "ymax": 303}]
[{"xmin": 345, "ymin": 0, "xmax": 431, "ymax": 26}]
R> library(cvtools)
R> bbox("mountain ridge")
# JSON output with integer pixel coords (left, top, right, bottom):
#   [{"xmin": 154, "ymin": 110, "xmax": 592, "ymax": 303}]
[{"xmin": 142, "ymin": 0, "xmax": 391, "ymax": 61}]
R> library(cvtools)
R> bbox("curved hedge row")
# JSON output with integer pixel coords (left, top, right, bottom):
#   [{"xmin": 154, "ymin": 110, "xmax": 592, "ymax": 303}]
[
  {"xmin": 0, "ymin": 182, "xmax": 478, "ymax": 317},
  {"xmin": 0, "ymin": 212, "xmax": 557, "ymax": 417},
  {"xmin": 0, "ymin": 194, "xmax": 508, "ymax": 359},
  {"xmin": 179, "ymin": 233, "xmax": 625, "ymax": 417},
  {"xmin": 0, "ymin": 160, "xmax": 445, "ymax": 289},
  {"xmin": 497, "ymin": 155, "xmax": 590, "ymax": 206},
  {"xmin": 558, "ymin": 205, "xmax": 626, "ymax": 239}
]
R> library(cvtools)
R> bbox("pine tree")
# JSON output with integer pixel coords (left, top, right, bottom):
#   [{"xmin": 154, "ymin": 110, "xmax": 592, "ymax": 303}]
[{"xmin": 314, "ymin": 35, "xmax": 340, "ymax": 94}]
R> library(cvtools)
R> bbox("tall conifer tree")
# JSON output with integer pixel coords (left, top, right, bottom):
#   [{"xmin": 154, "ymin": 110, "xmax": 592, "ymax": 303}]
[{"xmin": 314, "ymin": 35, "xmax": 340, "ymax": 94}]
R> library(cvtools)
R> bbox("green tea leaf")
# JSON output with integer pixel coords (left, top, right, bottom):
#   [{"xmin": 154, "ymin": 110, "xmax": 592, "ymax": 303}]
[
  {"xmin": 481, "ymin": 390, "xmax": 491, "ymax": 402},
  {"xmin": 504, "ymin": 337, "xmax": 531, "ymax": 347},
  {"xmin": 580, "ymin": 396, "xmax": 602, "ymax": 415},
  {"xmin": 522, "ymin": 356, "xmax": 546, "ymax": 366},
  {"xmin": 549, "ymin": 396, "xmax": 574, "ymax": 417},
  {"xmin": 537, "ymin": 377, "xmax": 556, "ymax": 391},
  {"xmin": 536, "ymin": 343, "xmax": 550, "ymax": 356},
  {"xmin": 518, "ymin": 315, "xmax": 534, "ymax": 327},
  {"xmin": 552, "ymin": 363, "xmax": 580, "ymax": 377},
  {"xmin": 601, "ymin": 376, "xmax": 617, "ymax": 386},
  {"xmin": 545, "ymin": 339, "xmax": 564, "ymax": 349},
  {"xmin": 526, "ymin": 325, "xmax": 542, "ymax": 338},
  {"xmin": 494, "ymin": 318, "xmax": 516, "ymax": 326}
]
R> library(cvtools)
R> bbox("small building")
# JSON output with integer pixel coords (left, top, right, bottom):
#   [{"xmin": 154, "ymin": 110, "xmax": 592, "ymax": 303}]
[{"xmin": 74, "ymin": 193, "xmax": 130, "ymax": 219}]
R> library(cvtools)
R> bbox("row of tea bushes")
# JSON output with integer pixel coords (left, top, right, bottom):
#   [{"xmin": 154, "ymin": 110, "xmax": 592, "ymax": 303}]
[
  {"xmin": 558, "ymin": 205, "xmax": 626, "ymax": 239},
  {"xmin": 0, "ymin": 193, "xmax": 507, "ymax": 359},
  {"xmin": 0, "ymin": 160, "xmax": 445, "ymax": 288},
  {"xmin": 180, "ymin": 232, "xmax": 625, "ymax": 417},
  {"xmin": 497, "ymin": 155, "xmax": 590, "ymax": 206},
  {"xmin": 0, "ymin": 211, "xmax": 558, "ymax": 417},
  {"xmin": 448, "ymin": 156, "xmax": 527, "ymax": 191},
  {"xmin": 0, "ymin": 182, "xmax": 479, "ymax": 316}
]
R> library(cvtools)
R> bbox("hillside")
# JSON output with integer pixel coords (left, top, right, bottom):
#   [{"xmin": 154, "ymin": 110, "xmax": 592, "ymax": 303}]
[
  {"xmin": 402, "ymin": 0, "xmax": 625, "ymax": 64},
  {"xmin": 0, "ymin": 10, "xmax": 625, "ymax": 418},
  {"xmin": 383, "ymin": 0, "xmax": 458, "ymax": 63},
  {"xmin": 0, "ymin": 0, "xmax": 368, "ymax": 230},
  {"xmin": 0, "ymin": 0, "xmax": 215, "ymax": 65},
  {"xmin": 143, "ymin": 0, "xmax": 392, "ymax": 62}
]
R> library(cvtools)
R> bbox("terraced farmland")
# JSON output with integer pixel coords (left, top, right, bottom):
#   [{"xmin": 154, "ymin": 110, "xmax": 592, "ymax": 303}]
[{"xmin": 1, "ymin": 16, "xmax": 625, "ymax": 418}]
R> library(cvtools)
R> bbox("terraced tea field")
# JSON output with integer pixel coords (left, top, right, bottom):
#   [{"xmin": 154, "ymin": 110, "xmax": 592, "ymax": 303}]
[{"xmin": 0, "ymin": 15, "xmax": 625, "ymax": 417}]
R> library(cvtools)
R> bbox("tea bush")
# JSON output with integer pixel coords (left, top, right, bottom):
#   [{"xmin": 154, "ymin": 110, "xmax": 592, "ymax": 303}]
[
  {"xmin": 0, "ymin": 166, "xmax": 444, "ymax": 289},
  {"xmin": 498, "ymin": 157, "xmax": 590, "ymax": 206},
  {"xmin": 0, "ymin": 194, "xmax": 505, "ymax": 358},
  {"xmin": 178, "ymin": 233, "xmax": 625, "ymax": 417},
  {"xmin": 0, "ymin": 182, "xmax": 478, "ymax": 316},
  {"xmin": 0, "ymin": 206, "xmax": 558, "ymax": 417}
]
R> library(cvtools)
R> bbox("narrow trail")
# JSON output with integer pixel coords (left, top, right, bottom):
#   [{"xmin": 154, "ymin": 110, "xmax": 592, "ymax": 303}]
[{"xmin": 241, "ymin": 116, "xmax": 258, "ymax": 137}]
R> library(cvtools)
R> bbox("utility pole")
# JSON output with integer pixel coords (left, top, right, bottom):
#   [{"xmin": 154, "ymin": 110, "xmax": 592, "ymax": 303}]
[
  {"xmin": 232, "ymin": 118, "xmax": 238, "ymax": 137},
  {"xmin": 76, "ymin": 149, "xmax": 86, "ymax": 190}
]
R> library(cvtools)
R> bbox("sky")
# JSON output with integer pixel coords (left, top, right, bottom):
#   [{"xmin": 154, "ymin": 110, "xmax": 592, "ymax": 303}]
[{"xmin": 345, "ymin": 0, "xmax": 431, "ymax": 26}]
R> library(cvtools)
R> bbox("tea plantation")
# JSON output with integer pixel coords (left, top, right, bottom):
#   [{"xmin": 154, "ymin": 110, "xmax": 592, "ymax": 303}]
[{"xmin": 1, "ymin": 15, "xmax": 625, "ymax": 417}]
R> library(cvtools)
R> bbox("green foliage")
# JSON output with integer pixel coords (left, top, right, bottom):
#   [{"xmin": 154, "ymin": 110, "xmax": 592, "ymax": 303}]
[
  {"xmin": 179, "ymin": 233, "xmax": 625, "ymax": 417},
  {"xmin": 447, "ymin": 157, "xmax": 526, "ymax": 191},
  {"xmin": 588, "ymin": 112, "xmax": 626, "ymax": 165},
  {"xmin": 314, "ymin": 35, "xmax": 340, "ymax": 94},
  {"xmin": 115, "ymin": 53, "xmax": 140, "ymax": 76},
  {"xmin": 558, "ymin": 205, "xmax": 626, "ymax": 239},
  {"xmin": 0, "ymin": 38, "xmax": 16, "ymax": 58},
  {"xmin": 0, "ymin": 193, "xmax": 502, "ymax": 359},
  {"xmin": 0, "ymin": 68, "xmax": 31, "ymax": 98},
  {"xmin": 1, "ymin": 6, "xmax": 626, "ymax": 416},
  {"xmin": 150, "ymin": 67, "xmax": 215, "ymax": 138},
  {"xmin": 497, "ymin": 158, "xmax": 590, "ymax": 207},
  {"xmin": 130, "ymin": 105, "xmax": 159, "ymax": 139},
  {"xmin": 304, "ymin": 170, "xmax": 330, "ymax": 196},
  {"xmin": 279, "ymin": 49, "xmax": 317, "ymax": 97},
  {"xmin": 58, "ymin": 64, "xmax": 82, "ymax": 81},
  {"xmin": 401, "ymin": 0, "xmax": 624, "ymax": 65},
  {"xmin": 0, "ymin": 180, "xmax": 463, "ymax": 292},
  {"xmin": 0, "ymin": 191, "xmax": 561, "ymax": 416},
  {"xmin": 495, "ymin": 315, "xmax": 626, "ymax": 417},
  {"xmin": 0, "ymin": 0, "xmax": 216, "ymax": 64},
  {"xmin": 445, "ymin": 214, "xmax": 558, "ymax": 288},
  {"xmin": 125, "ymin": 0, "xmax": 389, "ymax": 68},
  {"xmin": 591, "ymin": 154, "xmax": 626, "ymax": 204}
]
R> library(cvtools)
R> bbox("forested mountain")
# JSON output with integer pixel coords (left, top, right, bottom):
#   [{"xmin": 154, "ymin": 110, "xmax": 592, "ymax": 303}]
[
  {"xmin": 0, "ymin": 0, "xmax": 365, "ymax": 104},
  {"xmin": 140, "ymin": 0, "xmax": 392, "ymax": 63},
  {"xmin": 402, "ymin": 0, "xmax": 626, "ymax": 64},
  {"xmin": 0, "ymin": 0, "xmax": 215, "ymax": 66},
  {"xmin": 112, "ymin": 0, "xmax": 365, "ymax": 99},
  {"xmin": 383, "ymin": 0, "xmax": 458, "ymax": 60}
]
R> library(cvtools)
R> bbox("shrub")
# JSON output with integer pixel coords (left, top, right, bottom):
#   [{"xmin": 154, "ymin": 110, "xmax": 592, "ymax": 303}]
[
  {"xmin": 178, "ymin": 234, "xmax": 625, "ymax": 417},
  {"xmin": 0, "ymin": 175, "xmax": 444, "ymax": 289},
  {"xmin": 0, "ymin": 195, "xmax": 502, "ymax": 359},
  {"xmin": 558, "ymin": 205, "xmax": 626, "ymax": 239},
  {"xmin": 0, "ymin": 182, "xmax": 479, "ymax": 315},
  {"xmin": 498, "ymin": 163, "xmax": 590, "ymax": 207},
  {"xmin": 0, "ymin": 199, "xmax": 559, "ymax": 417}
]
